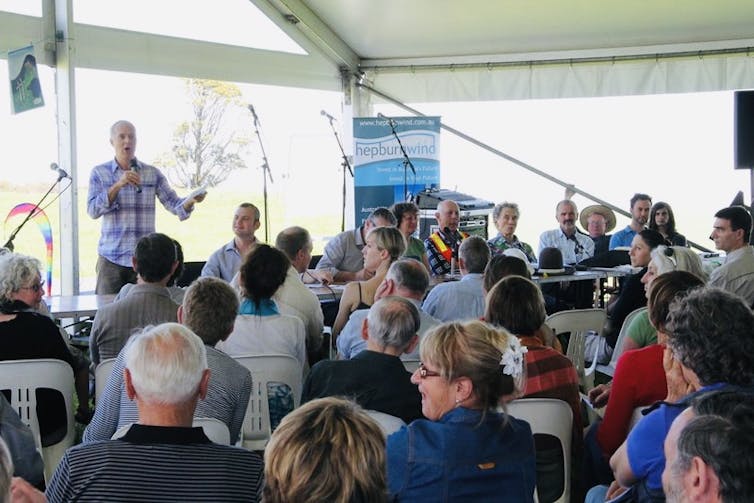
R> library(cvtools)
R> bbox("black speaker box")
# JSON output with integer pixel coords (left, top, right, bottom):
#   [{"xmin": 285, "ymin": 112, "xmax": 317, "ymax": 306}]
[{"xmin": 734, "ymin": 90, "xmax": 754, "ymax": 170}]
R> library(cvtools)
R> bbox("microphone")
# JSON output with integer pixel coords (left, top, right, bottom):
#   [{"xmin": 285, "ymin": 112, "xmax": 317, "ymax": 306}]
[
  {"xmin": 377, "ymin": 113, "xmax": 395, "ymax": 125},
  {"xmin": 248, "ymin": 104, "xmax": 259, "ymax": 124},
  {"xmin": 129, "ymin": 158, "xmax": 142, "ymax": 193},
  {"xmin": 320, "ymin": 110, "xmax": 336, "ymax": 123},
  {"xmin": 50, "ymin": 163, "xmax": 69, "ymax": 182}
]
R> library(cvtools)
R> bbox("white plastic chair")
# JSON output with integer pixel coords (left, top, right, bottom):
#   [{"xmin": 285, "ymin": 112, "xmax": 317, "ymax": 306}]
[
  {"xmin": 94, "ymin": 357, "xmax": 116, "ymax": 402},
  {"xmin": 546, "ymin": 308, "xmax": 607, "ymax": 390},
  {"xmin": 364, "ymin": 409, "xmax": 406, "ymax": 437},
  {"xmin": 112, "ymin": 418, "xmax": 232, "ymax": 444},
  {"xmin": 233, "ymin": 354, "xmax": 303, "ymax": 450},
  {"xmin": 596, "ymin": 307, "xmax": 647, "ymax": 377},
  {"xmin": 0, "ymin": 359, "xmax": 76, "ymax": 482},
  {"xmin": 506, "ymin": 398, "xmax": 573, "ymax": 503},
  {"xmin": 402, "ymin": 359, "xmax": 420, "ymax": 374}
]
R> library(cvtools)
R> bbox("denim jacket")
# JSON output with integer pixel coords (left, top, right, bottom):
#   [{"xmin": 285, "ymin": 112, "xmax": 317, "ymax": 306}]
[{"xmin": 387, "ymin": 407, "xmax": 536, "ymax": 502}]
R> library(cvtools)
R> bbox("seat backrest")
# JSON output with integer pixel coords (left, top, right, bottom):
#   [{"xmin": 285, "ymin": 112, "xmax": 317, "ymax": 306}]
[
  {"xmin": 546, "ymin": 308, "xmax": 607, "ymax": 388},
  {"xmin": 233, "ymin": 354, "xmax": 303, "ymax": 450},
  {"xmin": 597, "ymin": 307, "xmax": 647, "ymax": 377},
  {"xmin": 0, "ymin": 359, "xmax": 76, "ymax": 482},
  {"xmin": 364, "ymin": 409, "xmax": 406, "ymax": 437},
  {"xmin": 112, "ymin": 418, "xmax": 231, "ymax": 445},
  {"xmin": 506, "ymin": 398, "xmax": 573, "ymax": 503},
  {"xmin": 94, "ymin": 357, "xmax": 117, "ymax": 402},
  {"xmin": 402, "ymin": 359, "xmax": 420, "ymax": 373},
  {"xmin": 176, "ymin": 261, "xmax": 205, "ymax": 287}
]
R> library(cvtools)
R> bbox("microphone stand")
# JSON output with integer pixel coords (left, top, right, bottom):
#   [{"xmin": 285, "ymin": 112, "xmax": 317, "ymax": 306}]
[
  {"xmin": 386, "ymin": 118, "xmax": 416, "ymax": 202},
  {"xmin": 250, "ymin": 109, "xmax": 273, "ymax": 243},
  {"xmin": 325, "ymin": 116, "xmax": 353, "ymax": 232},
  {"xmin": 3, "ymin": 173, "xmax": 64, "ymax": 251}
]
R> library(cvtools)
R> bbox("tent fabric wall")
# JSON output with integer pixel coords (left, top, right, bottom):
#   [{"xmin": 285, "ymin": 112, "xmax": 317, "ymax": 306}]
[{"xmin": 364, "ymin": 53, "xmax": 754, "ymax": 104}]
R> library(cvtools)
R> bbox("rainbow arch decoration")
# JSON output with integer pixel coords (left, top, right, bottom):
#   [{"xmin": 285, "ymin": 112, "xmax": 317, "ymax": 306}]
[{"xmin": 4, "ymin": 203, "xmax": 53, "ymax": 297}]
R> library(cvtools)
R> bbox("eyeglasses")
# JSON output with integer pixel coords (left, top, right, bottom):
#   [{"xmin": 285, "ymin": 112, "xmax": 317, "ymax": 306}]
[
  {"xmin": 418, "ymin": 363, "xmax": 442, "ymax": 379},
  {"xmin": 20, "ymin": 280, "xmax": 44, "ymax": 293},
  {"xmin": 663, "ymin": 247, "xmax": 678, "ymax": 268}
]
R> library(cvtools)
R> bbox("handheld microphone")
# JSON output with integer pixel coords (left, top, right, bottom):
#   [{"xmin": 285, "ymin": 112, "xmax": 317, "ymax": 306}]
[
  {"xmin": 129, "ymin": 158, "xmax": 142, "ymax": 193},
  {"xmin": 320, "ymin": 110, "xmax": 336, "ymax": 123},
  {"xmin": 50, "ymin": 163, "xmax": 69, "ymax": 182}
]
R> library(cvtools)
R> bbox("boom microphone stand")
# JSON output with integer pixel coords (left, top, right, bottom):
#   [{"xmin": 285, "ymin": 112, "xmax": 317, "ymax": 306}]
[
  {"xmin": 379, "ymin": 113, "xmax": 416, "ymax": 202},
  {"xmin": 3, "ymin": 164, "xmax": 69, "ymax": 251},
  {"xmin": 248, "ymin": 105, "xmax": 273, "ymax": 243},
  {"xmin": 322, "ymin": 111, "xmax": 353, "ymax": 232}
]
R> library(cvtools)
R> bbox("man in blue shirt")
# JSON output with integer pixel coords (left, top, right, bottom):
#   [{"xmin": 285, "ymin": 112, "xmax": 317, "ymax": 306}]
[
  {"xmin": 609, "ymin": 193, "xmax": 652, "ymax": 249},
  {"xmin": 201, "ymin": 203, "xmax": 261, "ymax": 282},
  {"xmin": 87, "ymin": 120, "xmax": 205, "ymax": 294}
]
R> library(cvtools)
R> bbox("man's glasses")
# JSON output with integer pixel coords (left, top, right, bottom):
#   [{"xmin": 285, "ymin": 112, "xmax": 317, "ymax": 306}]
[
  {"xmin": 418, "ymin": 363, "xmax": 441, "ymax": 379},
  {"xmin": 20, "ymin": 280, "xmax": 44, "ymax": 293}
]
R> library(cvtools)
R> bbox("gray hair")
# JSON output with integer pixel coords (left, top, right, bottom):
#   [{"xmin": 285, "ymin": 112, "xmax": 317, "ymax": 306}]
[
  {"xmin": 0, "ymin": 253, "xmax": 42, "ymax": 304},
  {"xmin": 650, "ymin": 246, "xmax": 707, "ymax": 280},
  {"xmin": 275, "ymin": 226, "xmax": 311, "ymax": 261},
  {"xmin": 366, "ymin": 296, "xmax": 420, "ymax": 352},
  {"xmin": 555, "ymin": 199, "xmax": 577, "ymax": 214},
  {"xmin": 386, "ymin": 259, "xmax": 429, "ymax": 295},
  {"xmin": 492, "ymin": 202, "xmax": 520, "ymax": 221},
  {"xmin": 368, "ymin": 207, "xmax": 397, "ymax": 227},
  {"xmin": 125, "ymin": 323, "xmax": 208, "ymax": 405},
  {"xmin": 459, "ymin": 235, "xmax": 490, "ymax": 274},
  {"xmin": 110, "ymin": 120, "xmax": 135, "ymax": 137}
]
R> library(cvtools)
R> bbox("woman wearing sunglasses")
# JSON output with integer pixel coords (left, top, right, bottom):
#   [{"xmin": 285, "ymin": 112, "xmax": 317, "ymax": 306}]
[
  {"xmin": 386, "ymin": 320, "xmax": 536, "ymax": 502},
  {"xmin": 0, "ymin": 252, "xmax": 91, "ymax": 445}
]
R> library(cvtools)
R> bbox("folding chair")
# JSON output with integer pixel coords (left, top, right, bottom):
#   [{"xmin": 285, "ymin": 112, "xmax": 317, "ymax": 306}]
[
  {"xmin": 546, "ymin": 308, "xmax": 607, "ymax": 390},
  {"xmin": 94, "ymin": 357, "xmax": 116, "ymax": 402},
  {"xmin": 596, "ymin": 307, "xmax": 647, "ymax": 377}
]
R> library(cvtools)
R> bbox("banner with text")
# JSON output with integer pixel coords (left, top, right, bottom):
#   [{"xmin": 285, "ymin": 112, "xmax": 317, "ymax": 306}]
[{"xmin": 353, "ymin": 116, "xmax": 441, "ymax": 225}]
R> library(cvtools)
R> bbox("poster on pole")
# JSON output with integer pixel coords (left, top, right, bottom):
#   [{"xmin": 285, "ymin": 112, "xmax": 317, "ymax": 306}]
[
  {"xmin": 8, "ymin": 45, "xmax": 44, "ymax": 114},
  {"xmin": 353, "ymin": 116, "xmax": 441, "ymax": 225}
]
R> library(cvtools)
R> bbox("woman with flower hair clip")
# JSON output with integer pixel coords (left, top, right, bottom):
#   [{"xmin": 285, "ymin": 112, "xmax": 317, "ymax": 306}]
[{"xmin": 386, "ymin": 320, "xmax": 536, "ymax": 502}]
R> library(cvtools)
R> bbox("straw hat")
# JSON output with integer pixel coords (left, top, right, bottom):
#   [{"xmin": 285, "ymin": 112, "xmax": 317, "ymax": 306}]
[{"xmin": 580, "ymin": 205, "xmax": 617, "ymax": 233}]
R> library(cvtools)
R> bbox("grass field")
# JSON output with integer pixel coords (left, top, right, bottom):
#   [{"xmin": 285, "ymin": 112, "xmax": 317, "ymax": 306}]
[{"xmin": 1, "ymin": 185, "xmax": 341, "ymax": 293}]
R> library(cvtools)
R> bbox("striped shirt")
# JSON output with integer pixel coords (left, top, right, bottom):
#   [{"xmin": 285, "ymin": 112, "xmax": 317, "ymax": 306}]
[
  {"xmin": 87, "ymin": 159, "xmax": 191, "ymax": 267},
  {"xmin": 84, "ymin": 345, "xmax": 251, "ymax": 444},
  {"xmin": 47, "ymin": 424, "xmax": 263, "ymax": 502}
]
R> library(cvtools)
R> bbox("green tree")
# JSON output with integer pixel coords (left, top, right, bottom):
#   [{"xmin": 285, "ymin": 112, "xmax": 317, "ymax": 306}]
[{"xmin": 156, "ymin": 79, "xmax": 251, "ymax": 188}]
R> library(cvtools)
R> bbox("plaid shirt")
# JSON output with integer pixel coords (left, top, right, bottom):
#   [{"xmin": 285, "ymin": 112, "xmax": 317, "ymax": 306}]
[
  {"xmin": 87, "ymin": 159, "xmax": 191, "ymax": 267},
  {"xmin": 424, "ymin": 229, "xmax": 467, "ymax": 275}
]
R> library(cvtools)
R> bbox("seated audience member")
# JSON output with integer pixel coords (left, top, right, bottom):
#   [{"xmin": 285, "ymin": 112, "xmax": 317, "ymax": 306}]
[
  {"xmin": 584, "ymin": 271, "xmax": 704, "ymax": 488},
  {"xmin": 580, "ymin": 204, "xmax": 617, "ymax": 256},
  {"xmin": 649, "ymin": 201, "xmax": 687, "ymax": 247},
  {"xmin": 313, "ymin": 207, "xmax": 396, "ymax": 284},
  {"xmin": 622, "ymin": 245, "xmax": 706, "ymax": 352},
  {"xmin": 483, "ymin": 254, "xmax": 531, "ymax": 293},
  {"xmin": 303, "ymin": 296, "xmax": 423, "ymax": 423},
  {"xmin": 201, "ymin": 203, "xmax": 261, "ymax": 282},
  {"xmin": 600, "ymin": 229, "xmax": 665, "ymax": 353},
  {"xmin": 337, "ymin": 258, "xmax": 439, "ymax": 361},
  {"xmin": 485, "ymin": 276, "xmax": 580, "ymax": 502},
  {"xmin": 487, "ymin": 202, "xmax": 536, "ymax": 262},
  {"xmin": 44, "ymin": 323, "xmax": 263, "ymax": 501},
  {"xmin": 332, "ymin": 226, "xmax": 405, "ymax": 338},
  {"xmin": 0, "ymin": 253, "xmax": 91, "ymax": 442},
  {"xmin": 391, "ymin": 202, "xmax": 431, "ymax": 271},
  {"xmin": 218, "ymin": 244, "xmax": 306, "ymax": 366},
  {"xmin": 609, "ymin": 193, "xmax": 652, "ymax": 250},
  {"xmin": 115, "ymin": 238, "xmax": 186, "ymax": 304},
  {"xmin": 422, "ymin": 235, "xmax": 490, "ymax": 322},
  {"xmin": 709, "ymin": 205, "xmax": 754, "ymax": 306},
  {"xmin": 273, "ymin": 226, "xmax": 325, "ymax": 357},
  {"xmin": 0, "ymin": 395, "xmax": 43, "ymax": 489},
  {"xmin": 605, "ymin": 287, "xmax": 754, "ymax": 501},
  {"xmin": 0, "ymin": 438, "xmax": 11, "ymax": 501},
  {"xmin": 387, "ymin": 320, "xmax": 535, "ymax": 502},
  {"xmin": 217, "ymin": 244, "xmax": 305, "ymax": 428},
  {"xmin": 90, "ymin": 232, "xmax": 180, "ymax": 365},
  {"xmin": 85, "ymin": 277, "xmax": 251, "ymax": 445},
  {"xmin": 263, "ymin": 397, "xmax": 386, "ymax": 503},
  {"xmin": 425, "ymin": 200, "xmax": 468, "ymax": 276},
  {"xmin": 662, "ymin": 390, "xmax": 754, "ymax": 503}
]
